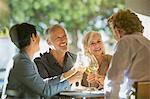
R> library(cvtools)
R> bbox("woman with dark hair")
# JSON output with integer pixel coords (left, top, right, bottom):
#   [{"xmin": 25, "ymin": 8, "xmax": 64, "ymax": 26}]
[{"xmin": 6, "ymin": 23, "xmax": 83, "ymax": 99}]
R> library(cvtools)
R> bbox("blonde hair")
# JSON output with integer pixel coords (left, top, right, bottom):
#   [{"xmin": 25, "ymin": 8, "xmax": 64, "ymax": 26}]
[
  {"xmin": 82, "ymin": 31, "xmax": 100, "ymax": 71},
  {"xmin": 108, "ymin": 9, "xmax": 144, "ymax": 35},
  {"xmin": 82, "ymin": 31, "xmax": 105, "ymax": 55}
]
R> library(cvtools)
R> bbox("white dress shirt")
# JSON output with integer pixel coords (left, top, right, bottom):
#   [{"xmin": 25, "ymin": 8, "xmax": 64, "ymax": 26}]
[{"xmin": 104, "ymin": 32, "xmax": 150, "ymax": 99}]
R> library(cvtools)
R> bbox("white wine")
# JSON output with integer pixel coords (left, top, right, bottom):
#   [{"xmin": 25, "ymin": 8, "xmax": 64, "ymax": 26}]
[{"xmin": 85, "ymin": 64, "xmax": 97, "ymax": 74}]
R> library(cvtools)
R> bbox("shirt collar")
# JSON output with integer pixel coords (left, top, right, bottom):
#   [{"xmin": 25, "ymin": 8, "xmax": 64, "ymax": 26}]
[{"xmin": 47, "ymin": 48, "xmax": 69, "ymax": 66}]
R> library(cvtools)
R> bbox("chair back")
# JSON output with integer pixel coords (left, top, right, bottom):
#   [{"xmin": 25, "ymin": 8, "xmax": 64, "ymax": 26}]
[
  {"xmin": 1, "ymin": 59, "xmax": 14, "ymax": 99},
  {"xmin": 131, "ymin": 81, "xmax": 150, "ymax": 99}
]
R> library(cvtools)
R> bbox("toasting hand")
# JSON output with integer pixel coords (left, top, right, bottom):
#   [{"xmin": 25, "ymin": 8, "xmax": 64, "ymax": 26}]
[
  {"xmin": 87, "ymin": 73, "xmax": 105, "ymax": 89},
  {"xmin": 62, "ymin": 68, "xmax": 84, "ymax": 84}
]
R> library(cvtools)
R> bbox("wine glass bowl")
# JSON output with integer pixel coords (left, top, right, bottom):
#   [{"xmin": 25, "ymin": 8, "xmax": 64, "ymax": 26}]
[
  {"xmin": 85, "ymin": 63, "xmax": 98, "ymax": 74},
  {"xmin": 71, "ymin": 52, "xmax": 90, "ymax": 91},
  {"xmin": 71, "ymin": 52, "xmax": 99, "ymax": 91},
  {"xmin": 84, "ymin": 53, "xmax": 99, "ymax": 89}
]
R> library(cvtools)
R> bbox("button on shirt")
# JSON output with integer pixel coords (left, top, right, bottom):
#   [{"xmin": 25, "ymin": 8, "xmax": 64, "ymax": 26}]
[{"xmin": 104, "ymin": 32, "xmax": 150, "ymax": 99}]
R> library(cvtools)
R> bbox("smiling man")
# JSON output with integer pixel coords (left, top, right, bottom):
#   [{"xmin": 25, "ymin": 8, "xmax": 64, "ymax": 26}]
[
  {"xmin": 34, "ymin": 24, "xmax": 76, "ymax": 99},
  {"xmin": 34, "ymin": 24, "xmax": 76, "ymax": 79}
]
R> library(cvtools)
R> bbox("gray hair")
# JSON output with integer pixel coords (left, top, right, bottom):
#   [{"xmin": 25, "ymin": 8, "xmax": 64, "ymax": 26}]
[{"xmin": 45, "ymin": 24, "xmax": 67, "ymax": 43}]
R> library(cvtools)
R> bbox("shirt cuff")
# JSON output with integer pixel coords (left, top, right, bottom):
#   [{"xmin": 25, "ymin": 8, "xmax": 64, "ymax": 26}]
[{"xmin": 60, "ymin": 74, "xmax": 65, "ymax": 82}]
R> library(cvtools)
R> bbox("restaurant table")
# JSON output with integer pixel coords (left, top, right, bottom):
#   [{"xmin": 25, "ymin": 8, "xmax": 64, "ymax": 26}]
[{"xmin": 59, "ymin": 89, "xmax": 104, "ymax": 99}]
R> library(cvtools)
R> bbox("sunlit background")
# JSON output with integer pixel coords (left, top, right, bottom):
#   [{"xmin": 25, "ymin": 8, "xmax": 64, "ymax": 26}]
[{"xmin": 0, "ymin": 0, "xmax": 150, "ymax": 93}]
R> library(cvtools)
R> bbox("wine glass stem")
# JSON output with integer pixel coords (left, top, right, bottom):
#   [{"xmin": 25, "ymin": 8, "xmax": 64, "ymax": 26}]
[
  {"xmin": 78, "ymin": 80, "xmax": 81, "ymax": 87},
  {"xmin": 88, "ymin": 83, "xmax": 91, "ymax": 87}
]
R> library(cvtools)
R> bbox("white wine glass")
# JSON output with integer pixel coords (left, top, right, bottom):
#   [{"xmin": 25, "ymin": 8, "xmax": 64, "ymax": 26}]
[
  {"xmin": 84, "ymin": 53, "xmax": 99, "ymax": 88},
  {"xmin": 71, "ymin": 52, "xmax": 90, "ymax": 90}
]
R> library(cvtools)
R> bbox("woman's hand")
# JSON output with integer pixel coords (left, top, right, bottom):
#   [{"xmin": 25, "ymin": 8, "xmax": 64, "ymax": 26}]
[
  {"xmin": 87, "ymin": 73, "xmax": 97, "ymax": 84},
  {"xmin": 87, "ymin": 73, "xmax": 105, "ymax": 89},
  {"xmin": 95, "ymin": 75, "xmax": 105, "ymax": 89}
]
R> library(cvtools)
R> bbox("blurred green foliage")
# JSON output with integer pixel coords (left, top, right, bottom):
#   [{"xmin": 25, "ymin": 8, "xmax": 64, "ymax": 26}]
[{"xmin": 1, "ymin": 0, "xmax": 125, "ymax": 50}]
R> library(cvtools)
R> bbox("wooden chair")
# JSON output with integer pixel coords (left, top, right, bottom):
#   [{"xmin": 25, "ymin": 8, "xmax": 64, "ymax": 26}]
[
  {"xmin": 1, "ymin": 59, "xmax": 14, "ymax": 99},
  {"xmin": 130, "ymin": 81, "xmax": 150, "ymax": 99}
]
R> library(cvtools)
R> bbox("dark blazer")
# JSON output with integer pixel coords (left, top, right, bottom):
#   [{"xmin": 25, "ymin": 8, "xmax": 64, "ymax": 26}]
[
  {"xmin": 34, "ymin": 51, "xmax": 77, "ymax": 79},
  {"xmin": 6, "ymin": 51, "xmax": 70, "ymax": 99}
]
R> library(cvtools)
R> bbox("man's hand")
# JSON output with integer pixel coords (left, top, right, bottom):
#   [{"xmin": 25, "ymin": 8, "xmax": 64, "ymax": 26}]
[
  {"xmin": 62, "ymin": 68, "xmax": 84, "ymax": 84},
  {"xmin": 63, "ymin": 69, "xmax": 76, "ymax": 79},
  {"xmin": 67, "ymin": 71, "xmax": 83, "ymax": 84}
]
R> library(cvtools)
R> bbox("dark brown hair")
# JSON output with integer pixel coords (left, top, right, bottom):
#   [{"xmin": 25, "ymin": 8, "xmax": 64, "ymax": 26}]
[{"xmin": 9, "ymin": 23, "xmax": 37, "ymax": 49}]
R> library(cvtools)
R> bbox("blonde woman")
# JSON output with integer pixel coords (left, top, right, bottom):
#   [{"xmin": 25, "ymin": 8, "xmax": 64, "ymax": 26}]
[{"xmin": 81, "ymin": 31, "xmax": 112, "ymax": 89}]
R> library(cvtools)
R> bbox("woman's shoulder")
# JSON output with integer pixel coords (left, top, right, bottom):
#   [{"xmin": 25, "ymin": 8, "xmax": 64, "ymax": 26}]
[
  {"xmin": 104, "ymin": 54, "xmax": 112, "ymax": 59},
  {"xmin": 13, "ymin": 53, "xmax": 34, "ymax": 72},
  {"xmin": 104, "ymin": 54, "xmax": 112, "ymax": 63}
]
